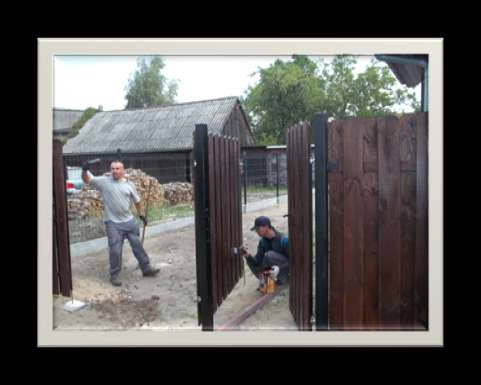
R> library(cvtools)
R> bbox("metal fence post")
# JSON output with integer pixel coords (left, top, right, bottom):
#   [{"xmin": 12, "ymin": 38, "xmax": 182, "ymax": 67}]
[
  {"xmin": 243, "ymin": 153, "xmax": 247, "ymax": 212},
  {"xmin": 313, "ymin": 114, "xmax": 329, "ymax": 330},
  {"xmin": 193, "ymin": 124, "xmax": 214, "ymax": 330},
  {"xmin": 276, "ymin": 152, "xmax": 280, "ymax": 204}
]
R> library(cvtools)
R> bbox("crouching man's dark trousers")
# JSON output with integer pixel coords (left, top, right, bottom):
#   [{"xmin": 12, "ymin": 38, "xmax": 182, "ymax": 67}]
[
  {"xmin": 245, "ymin": 250, "xmax": 289, "ymax": 284},
  {"xmin": 105, "ymin": 218, "xmax": 152, "ymax": 278}
]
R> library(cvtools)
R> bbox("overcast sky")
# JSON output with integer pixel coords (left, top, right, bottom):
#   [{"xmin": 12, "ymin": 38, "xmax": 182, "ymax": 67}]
[{"xmin": 54, "ymin": 56, "xmax": 420, "ymax": 111}]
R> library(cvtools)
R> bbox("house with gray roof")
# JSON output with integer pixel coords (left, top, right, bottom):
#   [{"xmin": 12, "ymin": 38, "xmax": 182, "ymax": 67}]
[
  {"xmin": 62, "ymin": 97, "xmax": 255, "ymax": 183},
  {"xmin": 53, "ymin": 108, "xmax": 84, "ymax": 140}
]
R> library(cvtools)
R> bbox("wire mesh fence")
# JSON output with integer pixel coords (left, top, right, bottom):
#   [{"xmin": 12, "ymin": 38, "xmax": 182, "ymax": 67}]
[{"xmin": 64, "ymin": 148, "xmax": 288, "ymax": 244}]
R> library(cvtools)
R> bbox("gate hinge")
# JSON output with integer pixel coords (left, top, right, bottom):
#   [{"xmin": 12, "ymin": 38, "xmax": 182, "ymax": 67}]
[{"xmin": 310, "ymin": 316, "xmax": 315, "ymax": 325}]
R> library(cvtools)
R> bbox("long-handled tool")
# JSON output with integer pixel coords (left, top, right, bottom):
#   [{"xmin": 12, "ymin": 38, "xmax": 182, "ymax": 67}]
[{"xmin": 141, "ymin": 179, "xmax": 153, "ymax": 246}]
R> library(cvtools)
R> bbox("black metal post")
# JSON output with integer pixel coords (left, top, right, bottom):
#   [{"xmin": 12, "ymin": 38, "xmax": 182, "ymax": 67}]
[
  {"xmin": 193, "ymin": 124, "xmax": 214, "ymax": 330},
  {"xmin": 313, "ymin": 113, "xmax": 328, "ymax": 330},
  {"xmin": 243, "ymin": 153, "xmax": 247, "ymax": 211},
  {"xmin": 276, "ymin": 153, "xmax": 280, "ymax": 204},
  {"xmin": 186, "ymin": 154, "xmax": 191, "ymax": 183}
]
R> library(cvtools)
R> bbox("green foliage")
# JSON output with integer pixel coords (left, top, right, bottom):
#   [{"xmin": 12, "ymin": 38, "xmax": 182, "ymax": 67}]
[
  {"xmin": 63, "ymin": 107, "xmax": 100, "ymax": 143},
  {"xmin": 243, "ymin": 55, "xmax": 420, "ymax": 144},
  {"xmin": 242, "ymin": 56, "xmax": 323, "ymax": 144},
  {"xmin": 124, "ymin": 56, "xmax": 178, "ymax": 109}
]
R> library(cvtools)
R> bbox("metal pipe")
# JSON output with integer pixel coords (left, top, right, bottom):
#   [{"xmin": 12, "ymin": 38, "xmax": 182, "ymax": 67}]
[
  {"xmin": 422, "ymin": 64, "xmax": 429, "ymax": 112},
  {"xmin": 276, "ymin": 153, "xmax": 279, "ymax": 204},
  {"xmin": 375, "ymin": 54, "xmax": 427, "ymax": 68}
]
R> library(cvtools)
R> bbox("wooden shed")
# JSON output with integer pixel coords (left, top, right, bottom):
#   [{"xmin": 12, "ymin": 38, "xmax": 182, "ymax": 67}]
[{"xmin": 63, "ymin": 97, "xmax": 255, "ymax": 183}]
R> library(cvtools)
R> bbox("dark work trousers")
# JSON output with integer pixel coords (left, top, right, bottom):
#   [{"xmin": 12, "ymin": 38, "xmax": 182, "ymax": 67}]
[
  {"xmin": 245, "ymin": 250, "xmax": 289, "ymax": 283},
  {"xmin": 105, "ymin": 218, "xmax": 151, "ymax": 278}
]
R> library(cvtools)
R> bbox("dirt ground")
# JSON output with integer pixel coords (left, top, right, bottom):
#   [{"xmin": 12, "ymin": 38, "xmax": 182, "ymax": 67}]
[{"xmin": 53, "ymin": 200, "xmax": 297, "ymax": 331}]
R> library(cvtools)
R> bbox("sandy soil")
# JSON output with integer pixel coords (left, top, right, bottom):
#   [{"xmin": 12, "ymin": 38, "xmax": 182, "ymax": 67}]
[{"xmin": 53, "ymin": 201, "xmax": 297, "ymax": 331}]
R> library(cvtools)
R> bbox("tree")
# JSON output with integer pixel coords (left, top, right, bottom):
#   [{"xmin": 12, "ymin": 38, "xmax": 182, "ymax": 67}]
[
  {"xmin": 242, "ymin": 56, "xmax": 323, "ymax": 145},
  {"xmin": 318, "ymin": 56, "xmax": 420, "ymax": 118},
  {"xmin": 243, "ymin": 55, "xmax": 420, "ymax": 145},
  {"xmin": 63, "ymin": 106, "xmax": 100, "ymax": 144},
  {"xmin": 124, "ymin": 56, "xmax": 178, "ymax": 109}
]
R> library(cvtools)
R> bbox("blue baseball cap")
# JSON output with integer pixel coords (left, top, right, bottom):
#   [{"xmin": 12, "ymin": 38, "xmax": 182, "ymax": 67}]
[{"xmin": 250, "ymin": 216, "xmax": 271, "ymax": 231}]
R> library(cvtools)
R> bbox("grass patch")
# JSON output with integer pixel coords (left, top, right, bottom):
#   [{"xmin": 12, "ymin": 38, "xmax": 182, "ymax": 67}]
[
  {"xmin": 141, "ymin": 203, "xmax": 194, "ymax": 224},
  {"xmin": 246, "ymin": 186, "xmax": 287, "ymax": 194}
]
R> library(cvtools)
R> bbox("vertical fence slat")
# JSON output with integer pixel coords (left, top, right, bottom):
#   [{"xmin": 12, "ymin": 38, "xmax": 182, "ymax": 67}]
[
  {"xmin": 378, "ymin": 116, "xmax": 402, "ymax": 328},
  {"xmin": 208, "ymin": 135, "xmax": 218, "ymax": 311},
  {"xmin": 228, "ymin": 138, "xmax": 235, "ymax": 290},
  {"xmin": 236, "ymin": 139, "xmax": 243, "ymax": 280},
  {"xmin": 287, "ymin": 122, "xmax": 314, "ymax": 330},
  {"xmin": 362, "ymin": 118, "xmax": 380, "ymax": 328},
  {"xmin": 415, "ymin": 112, "xmax": 429, "ymax": 329},
  {"xmin": 52, "ymin": 208, "xmax": 60, "ymax": 295},
  {"xmin": 287, "ymin": 127, "xmax": 293, "ymax": 315},
  {"xmin": 343, "ymin": 118, "xmax": 364, "ymax": 329},
  {"xmin": 223, "ymin": 137, "xmax": 230, "ymax": 293},
  {"xmin": 53, "ymin": 140, "xmax": 72, "ymax": 297},
  {"xmin": 400, "ymin": 115, "xmax": 417, "ymax": 327},
  {"xmin": 231, "ymin": 139, "xmax": 239, "ymax": 282},
  {"xmin": 328, "ymin": 120, "xmax": 344, "ymax": 329},
  {"xmin": 214, "ymin": 136, "xmax": 224, "ymax": 304}
]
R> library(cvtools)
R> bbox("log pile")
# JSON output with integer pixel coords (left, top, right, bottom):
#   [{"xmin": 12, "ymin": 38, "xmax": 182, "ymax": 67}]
[
  {"xmin": 124, "ymin": 168, "xmax": 165, "ymax": 207},
  {"xmin": 67, "ymin": 190, "xmax": 103, "ymax": 220},
  {"xmin": 162, "ymin": 182, "xmax": 193, "ymax": 205}
]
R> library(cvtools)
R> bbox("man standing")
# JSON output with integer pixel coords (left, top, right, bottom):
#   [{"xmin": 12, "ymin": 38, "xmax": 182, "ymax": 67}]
[
  {"xmin": 81, "ymin": 160, "xmax": 160, "ymax": 286},
  {"xmin": 239, "ymin": 216, "xmax": 289, "ymax": 287}
]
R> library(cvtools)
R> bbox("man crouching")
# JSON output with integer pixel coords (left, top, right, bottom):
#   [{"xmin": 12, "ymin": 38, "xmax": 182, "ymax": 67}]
[{"xmin": 239, "ymin": 216, "xmax": 289, "ymax": 288}]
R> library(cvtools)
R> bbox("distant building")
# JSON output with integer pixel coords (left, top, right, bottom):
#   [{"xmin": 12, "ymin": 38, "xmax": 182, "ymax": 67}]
[
  {"xmin": 63, "ymin": 97, "xmax": 255, "ymax": 183},
  {"xmin": 53, "ymin": 108, "xmax": 84, "ymax": 140}
]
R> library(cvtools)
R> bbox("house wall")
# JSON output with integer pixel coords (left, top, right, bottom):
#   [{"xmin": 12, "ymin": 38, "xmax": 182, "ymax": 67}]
[
  {"xmin": 63, "ymin": 151, "xmax": 192, "ymax": 184},
  {"xmin": 222, "ymin": 103, "xmax": 254, "ymax": 146}
]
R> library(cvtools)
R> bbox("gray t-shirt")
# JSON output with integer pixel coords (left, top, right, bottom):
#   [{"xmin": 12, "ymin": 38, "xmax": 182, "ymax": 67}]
[{"xmin": 87, "ymin": 171, "xmax": 141, "ymax": 223}]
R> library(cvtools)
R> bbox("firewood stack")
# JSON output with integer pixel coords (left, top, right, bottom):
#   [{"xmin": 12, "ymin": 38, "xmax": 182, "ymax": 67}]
[
  {"xmin": 162, "ymin": 182, "xmax": 194, "ymax": 205},
  {"xmin": 124, "ymin": 168, "xmax": 165, "ymax": 207},
  {"xmin": 67, "ymin": 190, "xmax": 103, "ymax": 220}
]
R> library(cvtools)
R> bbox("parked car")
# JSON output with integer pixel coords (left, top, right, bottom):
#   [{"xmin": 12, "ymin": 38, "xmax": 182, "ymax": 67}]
[{"xmin": 66, "ymin": 166, "xmax": 84, "ymax": 194}]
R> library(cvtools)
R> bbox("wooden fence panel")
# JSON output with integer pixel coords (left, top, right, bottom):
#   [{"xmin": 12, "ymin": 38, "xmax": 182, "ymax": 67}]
[
  {"xmin": 194, "ymin": 127, "xmax": 243, "ymax": 329},
  {"xmin": 327, "ymin": 113, "xmax": 428, "ymax": 330}
]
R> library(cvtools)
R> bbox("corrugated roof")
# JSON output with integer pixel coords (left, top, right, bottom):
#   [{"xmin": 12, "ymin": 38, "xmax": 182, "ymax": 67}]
[
  {"xmin": 63, "ymin": 97, "xmax": 245, "ymax": 154},
  {"xmin": 53, "ymin": 108, "xmax": 84, "ymax": 132}
]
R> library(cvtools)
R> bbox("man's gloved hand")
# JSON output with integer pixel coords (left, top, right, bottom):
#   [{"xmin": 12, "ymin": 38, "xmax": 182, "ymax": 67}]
[
  {"xmin": 82, "ymin": 161, "xmax": 90, "ymax": 171},
  {"xmin": 239, "ymin": 246, "xmax": 249, "ymax": 258},
  {"xmin": 139, "ymin": 215, "xmax": 148, "ymax": 226}
]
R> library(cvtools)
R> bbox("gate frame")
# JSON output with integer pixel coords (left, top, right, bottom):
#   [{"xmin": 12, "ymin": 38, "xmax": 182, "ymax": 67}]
[
  {"xmin": 193, "ymin": 124, "xmax": 214, "ymax": 330},
  {"xmin": 313, "ymin": 114, "xmax": 329, "ymax": 330}
]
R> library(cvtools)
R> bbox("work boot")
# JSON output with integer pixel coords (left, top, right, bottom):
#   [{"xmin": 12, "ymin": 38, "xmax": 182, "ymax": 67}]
[
  {"xmin": 142, "ymin": 267, "xmax": 160, "ymax": 277},
  {"xmin": 110, "ymin": 276, "xmax": 122, "ymax": 286}
]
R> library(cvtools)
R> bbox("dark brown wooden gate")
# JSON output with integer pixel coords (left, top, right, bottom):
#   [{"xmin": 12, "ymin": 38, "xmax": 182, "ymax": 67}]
[
  {"xmin": 194, "ymin": 124, "xmax": 243, "ymax": 330},
  {"xmin": 53, "ymin": 139, "xmax": 73, "ymax": 297},
  {"xmin": 327, "ymin": 113, "xmax": 428, "ymax": 330},
  {"xmin": 286, "ymin": 122, "xmax": 313, "ymax": 330}
]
